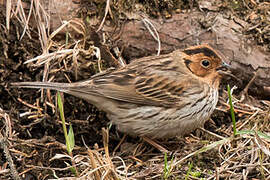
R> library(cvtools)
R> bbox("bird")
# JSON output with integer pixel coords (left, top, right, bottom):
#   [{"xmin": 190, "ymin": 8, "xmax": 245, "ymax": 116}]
[{"xmin": 11, "ymin": 44, "xmax": 229, "ymax": 139}]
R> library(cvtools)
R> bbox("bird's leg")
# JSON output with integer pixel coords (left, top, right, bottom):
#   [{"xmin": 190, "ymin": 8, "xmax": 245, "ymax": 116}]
[{"xmin": 142, "ymin": 137, "xmax": 169, "ymax": 153}]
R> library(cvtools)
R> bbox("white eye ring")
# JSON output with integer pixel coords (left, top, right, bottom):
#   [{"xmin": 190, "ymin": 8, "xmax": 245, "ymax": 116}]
[{"xmin": 201, "ymin": 59, "xmax": 211, "ymax": 68}]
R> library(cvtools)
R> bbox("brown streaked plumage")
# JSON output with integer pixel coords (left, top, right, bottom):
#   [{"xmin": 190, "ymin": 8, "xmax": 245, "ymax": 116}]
[{"xmin": 11, "ymin": 44, "xmax": 229, "ymax": 138}]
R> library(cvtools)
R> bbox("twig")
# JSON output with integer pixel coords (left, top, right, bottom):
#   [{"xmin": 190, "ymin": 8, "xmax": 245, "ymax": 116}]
[
  {"xmin": 0, "ymin": 108, "xmax": 21, "ymax": 180},
  {"xmin": 142, "ymin": 18, "xmax": 161, "ymax": 56},
  {"xmin": 96, "ymin": 0, "xmax": 111, "ymax": 32},
  {"xmin": 240, "ymin": 70, "xmax": 258, "ymax": 102},
  {"xmin": 6, "ymin": 0, "xmax": 11, "ymax": 31},
  {"xmin": 199, "ymin": 127, "xmax": 226, "ymax": 140}
]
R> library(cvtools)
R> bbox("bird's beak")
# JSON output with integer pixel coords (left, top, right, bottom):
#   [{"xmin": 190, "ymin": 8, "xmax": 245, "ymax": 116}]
[
  {"xmin": 216, "ymin": 61, "xmax": 231, "ymax": 75},
  {"xmin": 222, "ymin": 62, "xmax": 230, "ymax": 69}
]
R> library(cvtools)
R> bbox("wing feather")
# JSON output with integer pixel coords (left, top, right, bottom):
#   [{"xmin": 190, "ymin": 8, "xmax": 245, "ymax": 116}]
[{"xmin": 76, "ymin": 57, "xmax": 204, "ymax": 107}]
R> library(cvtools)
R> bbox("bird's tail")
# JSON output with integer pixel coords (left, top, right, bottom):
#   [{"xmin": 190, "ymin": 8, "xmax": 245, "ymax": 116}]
[
  {"xmin": 11, "ymin": 81, "xmax": 110, "ymax": 111},
  {"xmin": 10, "ymin": 81, "xmax": 76, "ymax": 93}
]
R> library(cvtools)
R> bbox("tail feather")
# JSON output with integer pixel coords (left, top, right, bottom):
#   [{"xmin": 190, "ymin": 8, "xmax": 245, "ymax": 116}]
[
  {"xmin": 11, "ymin": 81, "xmax": 116, "ymax": 112},
  {"xmin": 10, "ymin": 82, "xmax": 73, "ymax": 93}
]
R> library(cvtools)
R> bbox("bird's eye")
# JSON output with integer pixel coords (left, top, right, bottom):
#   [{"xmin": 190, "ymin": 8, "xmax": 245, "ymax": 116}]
[{"xmin": 201, "ymin": 59, "xmax": 211, "ymax": 68}]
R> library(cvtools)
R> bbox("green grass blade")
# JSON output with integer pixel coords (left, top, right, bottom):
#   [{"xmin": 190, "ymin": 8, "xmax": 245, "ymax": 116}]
[
  {"xmin": 227, "ymin": 84, "xmax": 237, "ymax": 136},
  {"xmin": 57, "ymin": 92, "xmax": 71, "ymax": 153},
  {"xmin": 67, "ymin": 124, "xmax": 75, "ymax": 152}
]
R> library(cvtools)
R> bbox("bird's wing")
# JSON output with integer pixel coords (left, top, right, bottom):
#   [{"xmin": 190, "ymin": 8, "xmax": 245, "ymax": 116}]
[{"xmin": 72, "ymin": 63, "xmax": 204, "ymax": 108}]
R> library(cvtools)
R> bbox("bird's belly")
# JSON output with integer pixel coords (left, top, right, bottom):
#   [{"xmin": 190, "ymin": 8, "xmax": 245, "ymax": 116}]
[
  {"xmin": 107, "ymin": 89, "xmax": 218, "ymax": 138},
  {"xmin": 109, "ymin": 101, "xmax": 215, "ymax": 138}
]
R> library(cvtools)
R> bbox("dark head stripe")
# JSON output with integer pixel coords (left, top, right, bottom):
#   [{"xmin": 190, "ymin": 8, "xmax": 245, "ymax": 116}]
[
  {"xmin": 183, "ymin": 58, "xmax": 192, "ymax": 72},
  {"xmin": 183, "ymin": 47, "xmax": 219, "ymax": 58}
]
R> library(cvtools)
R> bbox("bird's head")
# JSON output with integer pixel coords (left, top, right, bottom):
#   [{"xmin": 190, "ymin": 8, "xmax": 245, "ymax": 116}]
[{"xmin": 180, "ymin": 44, "xmax": 230, "ymax": 87}]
